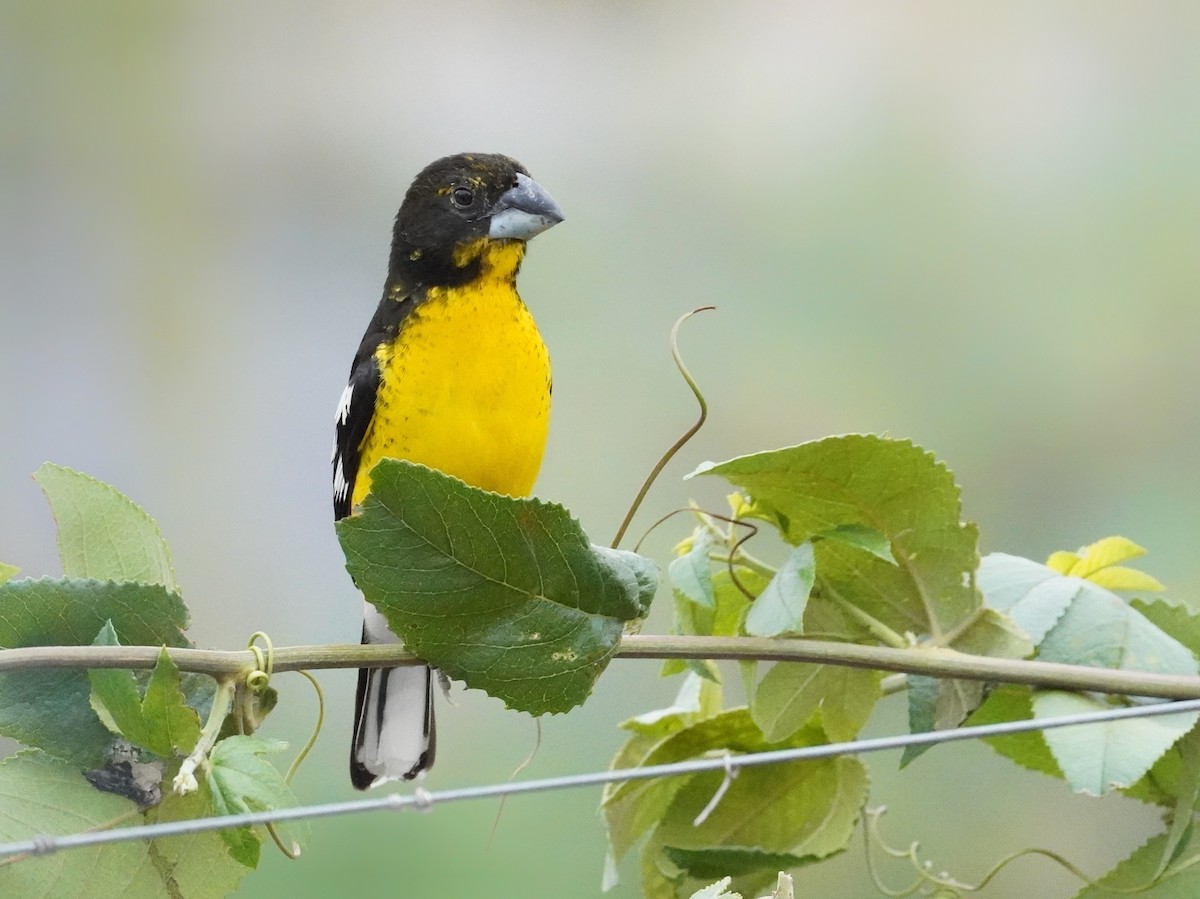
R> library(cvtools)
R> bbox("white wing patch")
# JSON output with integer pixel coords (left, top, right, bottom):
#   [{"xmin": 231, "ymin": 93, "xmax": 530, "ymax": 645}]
[
  {"xmin": 335, "ymin": 383, "xmax": 354, "ymax": 425},
  {"xmin": 333, "ymin": 454, "xmax": 350, "ymax": 503}
]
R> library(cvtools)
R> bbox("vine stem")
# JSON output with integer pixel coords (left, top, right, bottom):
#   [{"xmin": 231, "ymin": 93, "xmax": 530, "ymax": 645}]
[
  {"xmin": 611, "ymin": 306, "xmax": 715, "ymax": 549},
  {"xmin": 3, "ymin": 635, "xmax": 1200, "ymax": 700}
]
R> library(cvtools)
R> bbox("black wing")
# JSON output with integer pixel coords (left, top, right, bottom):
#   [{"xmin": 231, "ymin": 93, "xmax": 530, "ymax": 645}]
[{"xmin": 333, "ymin": 289, "xmax": 419, "ymax": 520}]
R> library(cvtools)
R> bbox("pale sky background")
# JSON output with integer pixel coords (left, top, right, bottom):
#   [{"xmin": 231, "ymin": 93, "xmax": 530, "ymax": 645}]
[{"xmin": 2, "ymin": 3, "xmax": 1199, "ymax": 897}]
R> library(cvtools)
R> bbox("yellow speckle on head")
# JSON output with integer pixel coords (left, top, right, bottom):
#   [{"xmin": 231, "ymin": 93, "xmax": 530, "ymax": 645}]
[{"xmin": 409, "ymin": 249, "xmax": 422, "ymax": 261}]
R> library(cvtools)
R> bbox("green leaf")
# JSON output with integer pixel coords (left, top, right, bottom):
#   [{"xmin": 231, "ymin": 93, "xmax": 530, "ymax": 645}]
[
  {"xmin": 206, "ymin": 736, "xmax": 306, "ymax": 867},
  {"xmin": 337, "ymin": 459, "xmax": 657, "ymax": 714},
  {"xmin": 607, "ymin": 710, "xmax": 866, "ymax": 899},
  {"xmin": 605, "ymin": 709, "xmax": 771, "ymax": 869},
  {"xmin": 822, "ymin": 524, "xmax": 894, "ymax": 563},
  {"xmin": 901, "ymin": 608, "xmax": 1035, "ymax": 765},
  {"xmin": 978, "ymin": 553, "xmax": 1075, "ymax": 646},
  {"xmin": 669, "ymin": 528, "xmax": 716, "ymax": 609},
  {"xmin": 1073, "ymin": 827, "xmax": 1200, "ymax": 898},
  {"xmin": 665, "ymin": 846, "xmax": 812, "ymax": 879},
  {"xmin": 89, "ymin": 631, "xmax": 201, "ymax": 759},
  {"xmin": 1155, "ymin": 726, "xmax": 1200, "ymax": 879},
  {"xmin": 0, "ymin": 578, "xmax": 190, "ymax": 766},
  {"xmin": 982, "ymin": 555, "xmax": 1197, "ymax": 679},
  {"xmin": 901, "ymin": 673, "xmax": 982, "ymax": 767},
  {"xmin": 751, "ymin": 662, "xmax": 879, "ymax": 744},
  {"xmin": 142, "ymin": 784, "xmax": 254, "ymax": 895},
  {"xmin": 1033, "ymin": 691, "xmax": 1198, "ymax": 796},
  {"xmin": 744, "ymin": 543, "xmax": 814, "ymax": 637},
  {"xmin": 647, "ymin": 721, "xmax": 867, "ymax": 899},
  {"xmin": 142, "ymin": 649, "xmax": 201, "ymax": 754},
  {"xmin": 751, "ymin": 663, "xmax": 824, "ymax": 743},
  {"xmin": 34, "ymin": 463, "xmax": 177, "ymax": 591},
  {"xmin": 0, "ymin": 563, "xmax": 18, "ymax": 586},
  {"xmin": 87, "ymin": 622, "xmax": 151, "ymax": 746},
  {"xmin": 694, "ymin": 436, "xmax": 979, "ymax": 642},
  {"xmin": 1132, "ymin": 598, "xmax": 1200, "ymax": 661},
  {"xmin": 968, "ymin": 685, "xmax": 1062, "ymax": 778},
  {"xmin": 0, "ymin": 750, "xmax": 249, "ymax": 898}
]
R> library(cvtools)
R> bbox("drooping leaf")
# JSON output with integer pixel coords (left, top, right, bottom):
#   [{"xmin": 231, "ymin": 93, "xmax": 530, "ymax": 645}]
[
  {"xmin": 1033, "ymin": 691, "xmax": 1198, "ymax": 796},
  {"xmin": 337, "ymin": 459, "xmax": 657, "ymax": 715},
  {"xmin": 206, "ymin": 735, "xmax": 306, "ymax": 867},
  {"xmin": 693, "ymin": 436, "xmax": 980, "ymax": 642},
  {"xmin": 744, "ymin": 543, "xmax": 814, "ymax": 638},
  {"xmin": 34, "ymin": 463, "xmax": 177, "ymax": 591},
  {"xmin": 0, "ymin": 578, "xmax": 190, "ymax": 766}
]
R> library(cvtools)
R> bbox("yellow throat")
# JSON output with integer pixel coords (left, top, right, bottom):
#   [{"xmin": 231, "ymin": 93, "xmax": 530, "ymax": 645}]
[{"xmin": 352, "ymin": 239, "xmax": 551, "ymax": 505}]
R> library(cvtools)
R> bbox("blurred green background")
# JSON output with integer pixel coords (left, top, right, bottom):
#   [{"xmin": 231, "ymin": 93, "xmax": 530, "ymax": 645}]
[{"xmin": 2, "ymin": 2, "xmax": 1199, "ymax": 896}]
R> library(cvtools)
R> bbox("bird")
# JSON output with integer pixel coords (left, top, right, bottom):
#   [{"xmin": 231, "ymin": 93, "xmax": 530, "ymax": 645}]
[{"xmin": 332, "ymin": 153, "xmax": 564, "ymax": 789}]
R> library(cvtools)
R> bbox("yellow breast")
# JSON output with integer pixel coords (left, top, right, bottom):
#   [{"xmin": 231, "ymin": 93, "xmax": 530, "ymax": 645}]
[{"xmin": 352, "ymin": 241, "xmax": 551, "ymax": 506}]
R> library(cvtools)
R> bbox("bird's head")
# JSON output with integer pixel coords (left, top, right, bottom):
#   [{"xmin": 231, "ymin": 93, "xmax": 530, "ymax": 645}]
[{"xmin": 389, "ymin": 153, "xmax": 564, "ymax": 289}]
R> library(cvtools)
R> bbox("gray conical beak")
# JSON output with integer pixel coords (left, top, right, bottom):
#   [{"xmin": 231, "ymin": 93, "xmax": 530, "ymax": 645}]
[{"xmin": 488, "ymin": 172, "xmax": 565, "ymax": 240}]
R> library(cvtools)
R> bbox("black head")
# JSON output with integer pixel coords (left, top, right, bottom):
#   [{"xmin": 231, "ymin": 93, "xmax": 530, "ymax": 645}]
[{"xmin": 388, "ymin": 153, "xmax": 563, "ymax": 289}]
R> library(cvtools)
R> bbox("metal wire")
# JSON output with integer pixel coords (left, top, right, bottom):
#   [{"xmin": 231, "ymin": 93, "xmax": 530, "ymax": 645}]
[{"xmin": 2, "ymin": 696, "xmax": 1198, "ymax": 860}]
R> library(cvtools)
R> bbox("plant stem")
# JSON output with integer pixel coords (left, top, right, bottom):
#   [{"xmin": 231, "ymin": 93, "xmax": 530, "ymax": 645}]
[{"xmin": 4, "ymin": 635, "xmax": 1200, "ymax": 700}]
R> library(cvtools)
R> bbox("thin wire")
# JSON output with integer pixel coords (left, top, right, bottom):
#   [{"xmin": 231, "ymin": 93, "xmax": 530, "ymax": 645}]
[{"xmin": 3, "ymin": 696, "xmax": 1198, "ymax": 860}]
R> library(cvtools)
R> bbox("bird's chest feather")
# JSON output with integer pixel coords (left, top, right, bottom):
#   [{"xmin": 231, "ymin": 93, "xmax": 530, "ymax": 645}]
[{"xmin": 356, "ymin": 280, "xmax": 551, "ymax": 502}]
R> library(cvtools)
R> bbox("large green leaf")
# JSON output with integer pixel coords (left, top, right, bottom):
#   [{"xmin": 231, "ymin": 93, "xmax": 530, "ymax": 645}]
[
  {"xmin": 645, "ymin": 719, "xmax": 867, "ymax": 899},
  {"xmin": 693, "ymin": 436, "xmax": 979, "ymax": 642},
  {"xmin": 337, "ymin": 459, "xmax": 657, "ymax": 714},
  {"xmin": 0, "ymin": 750, "xmax": 248, "ymax": 898},
  {"xmin": 0, "ymin": 578, "xmax": 189, "ymax": 766},
  {"xmin": 34, "ymin": 463, "xmax": 177, "ymax": 591}
]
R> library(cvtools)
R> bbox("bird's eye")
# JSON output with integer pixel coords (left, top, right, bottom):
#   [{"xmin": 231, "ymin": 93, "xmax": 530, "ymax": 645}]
[{"xmin": 451, "ymin": 186, "xmax": 474, "ymax": 208}]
